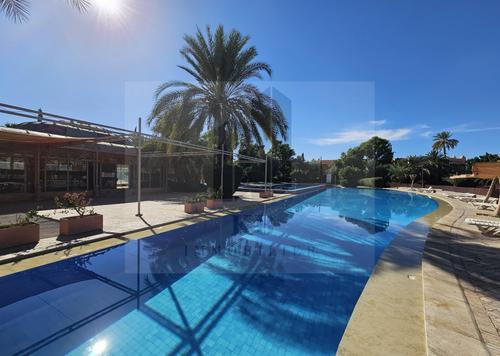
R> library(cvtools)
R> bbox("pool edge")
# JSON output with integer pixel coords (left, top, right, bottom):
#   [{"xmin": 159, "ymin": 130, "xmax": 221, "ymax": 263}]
[
  {"xmin": 0, "ymin": 188, "xmax": 328, "ymax": 277},
  {"xmin": 337, "ymin": 193, "xmax": 452, "ymax": 356}
]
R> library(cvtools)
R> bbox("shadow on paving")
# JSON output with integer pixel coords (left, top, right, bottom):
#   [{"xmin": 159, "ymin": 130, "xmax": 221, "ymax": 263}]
[{"xmin": 424, "ymin": 224, "xmax": 500, "ymax": 303}]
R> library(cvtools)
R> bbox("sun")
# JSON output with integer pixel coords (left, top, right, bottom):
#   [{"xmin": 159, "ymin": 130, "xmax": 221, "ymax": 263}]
[{"xmin": 92, "ymin": 0, "xmax": 126, "ymax": 19}]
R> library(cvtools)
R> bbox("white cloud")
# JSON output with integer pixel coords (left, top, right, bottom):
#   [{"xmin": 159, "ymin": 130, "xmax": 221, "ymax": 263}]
[
  {"xmin": 310, "ymin": 128, "xmax": 412, "ymax": 145},
  {"xmin": 367, "ymin": 120, "xmax": 386, "ymax": 126},
  {"xmin": 448, "ymin": 123, "xmax": 500, "ymax": 133},
  {"xmin": 420, "ymin": 130, "xmax": 433, "ymax": 138}
]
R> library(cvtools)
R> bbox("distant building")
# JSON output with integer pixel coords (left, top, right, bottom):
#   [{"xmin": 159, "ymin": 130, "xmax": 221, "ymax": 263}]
[{"xmin": 448, "ymin": 155, "xmax": 467, "ymax": 175}]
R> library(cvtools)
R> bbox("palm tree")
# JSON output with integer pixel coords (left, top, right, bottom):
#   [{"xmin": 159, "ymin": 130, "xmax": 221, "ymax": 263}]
[
  {"xmin": 432, "ymin": 131, "xmax": 459, "ymax": 157},
  {"xmin": 149, "ymin": 25, "xmax": 288, "ymax": 154},
  {"xmin": 1, "ymin": 0, "xmax": 89, "ymax": 22},
  {"xmin": 149, "ymin": 26, "xmax": 287, "ymax": 196}
]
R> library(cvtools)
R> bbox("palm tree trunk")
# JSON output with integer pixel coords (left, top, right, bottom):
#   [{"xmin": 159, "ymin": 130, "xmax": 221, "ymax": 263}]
[{"xmin": 443, "ymin": 146, "xmax": 447, "ymax": 157}]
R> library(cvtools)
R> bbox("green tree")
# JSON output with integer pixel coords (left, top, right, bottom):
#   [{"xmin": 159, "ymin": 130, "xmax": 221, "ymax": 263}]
[
  {"xmin": 150, "ymin": 25, "xmax": 287, "ymax": 151},
  {"xmin": 238, "ymin": 140, "xmax": 266, "ymax": 182},
  {"xmin": 149, "ymin": 26, "xmax": 288, "ymax": 196},
  {"xmin": 1, "ymin": 0, "xmax": 89, "ymax": 22},
  {"xmin": 388, "ymin": 159, "xmax": 410, "ymax": 183},
  {"xmin": 268, "ymin": 141, "xmax": 295, "ymax": 182},
  {"xmin": 406, "ymin": 155, "xmax": 430, "ymax": 188},
  {"xmin": 359, "ymin": 136, "xmax": 393, "ymax": 177},
  {"xmin": 432, "ymin": 131, "xmax": 459, "ymax": 157},
  {"xmin": 338, "ymin": 166, "xmax": 364, "ymax": 187}
]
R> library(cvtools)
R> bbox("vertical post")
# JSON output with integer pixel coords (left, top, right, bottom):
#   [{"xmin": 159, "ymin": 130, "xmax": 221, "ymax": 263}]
[
  {"xmin": 220, "ymin": 144, "xmax": 224, "ymax": 196},
  {"xmin": 320, "ymin": 156, "xmax": 322, "ymax": 183},
  {"xmin": 35, "ymin": 145, "xmax": 41, "ymax": 201},
  {"xmin": 86, "ymin": 161, "xmax": 89, "ymax": 191},
  {"xmin": 484, "ymin": 176, "xmax": 498, "ymax": 203},
  {"xmin": 66, "ymin": 151, "xmax": 70, "ymax": 192},
  {"xmin": 136, "ymin": 117, "xmax": 142, "ymax": 217},
  {"xmin": 495, "ymin": 177, "xmax": 500, "ymax": 217},
  {"xmin": 95, "ymin": 150, "xmax": 100, "ymax": 197},
  {"xmin": 264, "ymin": 155, "xmax": 268, "ymax": 192}
]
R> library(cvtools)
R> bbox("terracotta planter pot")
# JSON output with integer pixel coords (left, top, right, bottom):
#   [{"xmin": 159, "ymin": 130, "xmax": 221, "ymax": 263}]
[
  {"xmin": 0, "ymin": 223, "xmax": 40, "ymax": 250},
  {"xmin": 259, "ymin": 191, "xmax": 274, "ymax": 198},
  {"xmin": 59, "ymin": 214, "xmax": 103, "ymax": 236},
  {"xmin": 184, "ymin": 202, "xmax": 205, "ymax": 214},
  {"xmin": 206, "ymin": 199, "xmax": 223, "ymax": 209}
]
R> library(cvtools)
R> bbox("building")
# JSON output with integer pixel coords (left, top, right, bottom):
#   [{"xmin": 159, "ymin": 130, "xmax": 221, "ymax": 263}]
[
  {"xmin": 448, "ymin": 155, "xmax": 467, "ymax": 175},
  {"xmin": 0, "ymin": 121, "xmax": 165, "ymax": 203}
]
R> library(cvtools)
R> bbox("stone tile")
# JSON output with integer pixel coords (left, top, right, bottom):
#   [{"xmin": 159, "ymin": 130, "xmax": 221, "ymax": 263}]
[{"xmin": 427, "ymin": 323, "xmax": 489, "ymax": 356}]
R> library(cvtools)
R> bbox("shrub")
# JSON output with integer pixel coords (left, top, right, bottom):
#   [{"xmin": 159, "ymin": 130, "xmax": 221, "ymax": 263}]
[
  {"xmin": 358, "ymin": 177, "xmax": 387, "ymax": 188},
  {"xmin": 54, "ymin": 192, "xmax": 94, "ymax": 217},
  {"xmin": 207, "ymin": 188, "xmax": 222, "ymax": 200},
  {"xmin": 185, "ymin": 193, "xmax": 207, "ymax": 203},
  {"xmin": 339, "ymin": 166, "xmax": 363, "ymax": 187}
]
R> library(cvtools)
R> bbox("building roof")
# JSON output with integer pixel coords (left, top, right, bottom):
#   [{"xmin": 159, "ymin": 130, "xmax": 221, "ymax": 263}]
[
  {"xmin": 0, "ymin": 126, "xmax": 100, "ymax": 145},
  {"xmin": 448, "ymin": 156, "xmax": 466, "ymax": 165}
]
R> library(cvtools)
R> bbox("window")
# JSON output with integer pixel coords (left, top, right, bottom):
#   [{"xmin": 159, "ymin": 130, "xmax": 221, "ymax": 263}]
[
  {"xmin": 0, "ymin": 155, "xmax": 26, "ymax": 194},
  {"xmin": 45, "ymin": 159, "xmax": 68, "ymax": 191},
  {"xmin": 68, "ymin": 160, "xmax": 87, "ymax": 191},
  {"xmin": 116, "ymin": 164, "xmax": 129, "ymax": 189}
]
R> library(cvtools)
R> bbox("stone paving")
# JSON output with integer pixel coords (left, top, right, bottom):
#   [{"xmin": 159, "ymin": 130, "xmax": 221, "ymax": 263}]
[
  {"xmin": 405, "ymin": 189, "xmax": 500, "ymax": 355},
  {"xmin": 0, "ymin": 191, "xmax": 287, "ymax": 264}
]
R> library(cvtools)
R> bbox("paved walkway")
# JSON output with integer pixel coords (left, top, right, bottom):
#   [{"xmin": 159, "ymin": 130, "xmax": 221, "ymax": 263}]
[
  {"xmin": 420, "ymin": 191, "xmax": 500, "ymax": 355},
  {"xmin": 0, "ymin": 191, "xmax": 287, "ymax": 264}
]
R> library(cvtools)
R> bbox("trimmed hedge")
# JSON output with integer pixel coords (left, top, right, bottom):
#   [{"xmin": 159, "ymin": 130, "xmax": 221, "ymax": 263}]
[{"xmin": 358, "ymin": 177, "xmax": 387, "ymax": 188}]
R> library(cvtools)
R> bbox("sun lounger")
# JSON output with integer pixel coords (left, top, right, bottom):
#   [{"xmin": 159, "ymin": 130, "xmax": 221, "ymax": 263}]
[
  {"xmin": 417, "ymin": 186, "xmax": 436, "ymax": 193},
  {"xmin": 443, "ymin": 192, "xmax": 476, "ymax": 199},
  {"xmin": 465, "ymin": 218, "xmax": 500, "ymax": 234},
  {"xmin": 470, "ymin": 202, "xmax": 498, "ymax": 210},
  {"xmin": 458, "ymin": 197, "xmax": 499, "ymax": 203}
]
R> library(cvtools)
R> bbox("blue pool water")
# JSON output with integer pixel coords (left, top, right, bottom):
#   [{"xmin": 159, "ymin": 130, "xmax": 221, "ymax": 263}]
[
  {"xmin": 0, "ymin": 188, "xmax": 437, "ymax": 355},
  {"xmin": 239, "ymin": 183, "xmax": 322, "ymax": 193}
]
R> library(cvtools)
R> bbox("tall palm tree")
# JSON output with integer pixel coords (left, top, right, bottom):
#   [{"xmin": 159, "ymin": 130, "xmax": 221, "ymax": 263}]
[
  {"xmin": 432, "ymin": 131, "xmax": 459, "ymax": 157},
  {"xmin": 1, "ymin": 0, "xmax": 89, "ymax": 22},
  {"xmin": 149, "ymin": 25, "xmax": 288, "ymax": 154}
]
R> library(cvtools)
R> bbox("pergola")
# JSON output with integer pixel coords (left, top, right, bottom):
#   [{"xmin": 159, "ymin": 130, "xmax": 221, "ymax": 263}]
[
  {"xmin": 450, "ymin": 162, "xmax": 500, "ymax": 216},
  {"xmin": 0, "ymin": 102, "xmax": 269, "ymax": 216}
]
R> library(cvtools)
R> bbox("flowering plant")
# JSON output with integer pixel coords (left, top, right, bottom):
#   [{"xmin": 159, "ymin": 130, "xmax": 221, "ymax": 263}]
[{"xmin": 55, "ymin": 192, "xmax": 95, "ymax": 217}]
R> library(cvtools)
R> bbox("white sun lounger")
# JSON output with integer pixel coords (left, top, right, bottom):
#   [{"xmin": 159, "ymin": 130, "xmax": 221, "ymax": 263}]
[
  {"xmin": 417, "ymin": 186, "xmax": 436, "ymax": 193},
  {"xmin": 465, "ymin": 218, "xmax": 500, "ymax": 230},
  {"xmin": 470, "ymin": 202, "xmax": 498, "ymax": 210},
  {"xmin": 459, "ymin": 197, "xmax": 499, "ymax": 203},
  {"xmin": 443, "ymin": 192, "xmax": 476, "ymax": 199}
]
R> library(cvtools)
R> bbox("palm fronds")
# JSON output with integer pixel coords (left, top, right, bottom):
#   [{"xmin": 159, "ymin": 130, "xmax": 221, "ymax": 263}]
[
  {"xmin": 1, "ymin": 0, "xmax": 90, "ymax": 22},
  {"xmin": 150, "ymin": 25, "xmax": 288, "ymax": 149}
]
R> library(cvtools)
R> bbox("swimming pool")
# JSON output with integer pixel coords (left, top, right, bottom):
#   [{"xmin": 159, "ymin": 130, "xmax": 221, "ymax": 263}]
[
  {"xmin": 0, "ymin": 188, "xmax": 437, "ymax": 355},
  {"xmin": 239, "ymin": 182, "xmax": 324, "ymax": 193}
]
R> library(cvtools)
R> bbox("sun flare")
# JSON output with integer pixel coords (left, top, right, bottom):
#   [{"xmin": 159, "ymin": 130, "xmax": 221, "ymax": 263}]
[{"xmin": 92, "ymin": 0, "xmax": 127, "ymax": 20}]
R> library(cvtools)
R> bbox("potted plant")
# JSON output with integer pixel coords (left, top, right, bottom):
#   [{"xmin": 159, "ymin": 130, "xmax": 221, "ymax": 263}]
[
  {"xmin": 0, "ymin": 209, "xmax": 40, "ymax": 249},
  {"xmin": 206, "ymin": 189, "xmax": 223, "ymax": 209},
  {"xmin": 259, "ymin": 190, "xmax": 273, "ymax": 198},
  {"xmin": 184, "ymin": 194, "xmax": 207, "ymax": 214},
  {"xmin": 55, "ymin": 192, "xmax": 103, "ymax": 236}
]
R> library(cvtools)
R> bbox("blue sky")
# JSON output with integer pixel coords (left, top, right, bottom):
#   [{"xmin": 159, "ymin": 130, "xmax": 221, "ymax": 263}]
[{"xmin": 1, "ymin": 0, "xmax": 500, "ymax": 159}]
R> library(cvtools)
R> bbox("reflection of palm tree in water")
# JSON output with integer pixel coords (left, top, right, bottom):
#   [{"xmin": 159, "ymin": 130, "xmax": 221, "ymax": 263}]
[{"xmin": 333, "ymin": 190, "xmax": 391, "ymax": 234}]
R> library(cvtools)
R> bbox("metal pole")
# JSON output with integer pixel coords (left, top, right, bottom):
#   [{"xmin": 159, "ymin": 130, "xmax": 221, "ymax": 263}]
[
  {"xmin": 264, "ymin": 155, "xmax": 268, "ymax": 192},
  {"xmin": 220, "ymin": 144, "xmax": 224, "ymax": 196},
  {"xmin": 136, "ymin": 117, "xmax": 142, "ymax": 217}
]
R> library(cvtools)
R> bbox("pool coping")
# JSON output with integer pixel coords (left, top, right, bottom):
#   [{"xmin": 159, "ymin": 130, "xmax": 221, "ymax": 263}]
[
  {"xmin": 0, "ymin": 188, "xmax": 328, "ymax": 277},
  {"xmin": 337, "ymin": 191, "xmax": 453, "ymax": 356}
]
